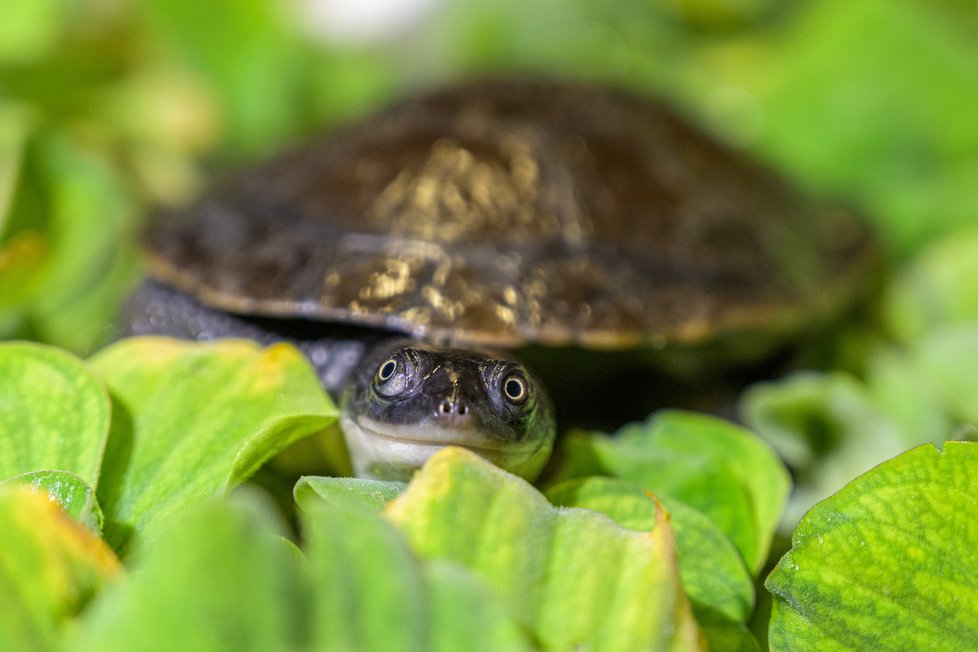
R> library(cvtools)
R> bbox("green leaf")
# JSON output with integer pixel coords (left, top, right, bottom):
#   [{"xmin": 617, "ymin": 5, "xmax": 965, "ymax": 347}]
[
  {"xmin": 294, "ymin": 476, "xmax": 406, "ymax": 513},
  {"xmin": 385, "ymin": 447, "xmax": 704, "ymax": 651},
  {"xmin": 72, "ymin": 495, "xmax": 304, "ymax": 652},
  {"xmin": 0, "ymin": 486, "xmax": 121, "ymax": 652},
  {"xmin": 88, "ymin": 337, "xmax": 337, "ymax": 553},
  {"xmin": 0, "ymin": 342, "xmax": 109, "ymax": 485},
  {"xmin": 2, "ymin": 470, "xmax": 103, "ymax": 533},
  {"xmin": 552, "ymin": 411, "xmax": 789, "ymax": 574},
  {"xmin": 424, "ymin": 560, "xmax": 534, "ymax": 652},
  {"xmin": 545, "ymin": 477, "xmax": 754, "ymax": 623},
  {"xmin": 883, "ymin": 228, "xmax": 978, "ymax": 343},
  {"xmin": 304, "ymin": 503, "xmax": 531, "ymax": 651},
  {"xmin": 767, "ymin": 442, "xmax": 978, "ymax": 650}
]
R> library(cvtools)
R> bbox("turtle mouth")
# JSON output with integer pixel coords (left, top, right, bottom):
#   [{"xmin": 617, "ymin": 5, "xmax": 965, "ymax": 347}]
[
  {"xmin": 340, "ymin": 414, "xmax": 541, "ymax": 480},
  {"xmin": 351, "ymin": 415, "xmax": 535, "ymax": 454}
]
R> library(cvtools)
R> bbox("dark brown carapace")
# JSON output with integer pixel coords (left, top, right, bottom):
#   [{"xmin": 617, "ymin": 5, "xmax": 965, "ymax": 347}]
[{"xmin": 144, "ymin": 78, "xmax": 877, "ymax": 352}]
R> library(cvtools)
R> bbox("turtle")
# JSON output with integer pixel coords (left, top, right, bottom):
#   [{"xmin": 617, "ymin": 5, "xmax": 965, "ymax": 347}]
[{"xmin": 123, "ymin": 78, "xmax": 878, "ymax": 481}]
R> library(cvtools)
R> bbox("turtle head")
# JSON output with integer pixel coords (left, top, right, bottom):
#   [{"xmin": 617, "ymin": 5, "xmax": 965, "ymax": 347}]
[{"xmin": 340, "ymin": 340, "xmax": 555, "ymax": 481}]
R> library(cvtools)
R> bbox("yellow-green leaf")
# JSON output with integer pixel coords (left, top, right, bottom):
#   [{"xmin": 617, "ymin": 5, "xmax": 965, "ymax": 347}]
[
  {"xmin": 0, "ymin": 486, "xmax": 120, "ymax": 652},
  {"xmin": 385, "ymin": 447, "xmax": 704, "ymax": 651}
]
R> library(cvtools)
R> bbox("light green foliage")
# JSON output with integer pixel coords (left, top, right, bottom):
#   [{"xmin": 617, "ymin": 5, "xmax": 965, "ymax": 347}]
[
  {"xmin": 0, "ymin": 342, "xmax": 109, "ymax": 485},
  {"xmin": 141, "ymin": 0, "xmax": 305, "ymax": 156},
  {"xmin": 72, "ymin": 496, "xmax": 303, "ymax": 652},
  {"xmin": 0, "ymin": 486, "xmax": 120, "ymax": 652},
  {"xmin": 424, "ymin": 560, "xmax": 534, "ymax": 652},
  {"xmin": 386, "ymin": 447, "xmax": 705, "ymax": 651},
  {"xmin": 0, "ymin": 0, "xmax": 62, "ymax": 62},
  {"xmin": 1, "ymin": 127, "xmax": 132, "ymax": 356},
  {"xmin": 880, "ymin": 230, "xmax": 978, "ymax": 426},
  {"xmin": 0, "ymin": 123, "xmax": 137, "ymax": 352},
  {"xmin": 551, "ymin": 410, "xmax": 789, "ymax": 574},
  {"xmin": 767, "ymin": 442, "xmax": 978, "ymax": 650},
  {"xmin": 88, "ymin": 337, "xmax": 337, "ymax": 553},
  {"xmin": 71, "ymin": 490, "xmax": 530, "ymax": 652},
  {"xmin": 712, "ymin": 0, "xmax": 978, "ymax": 255}
]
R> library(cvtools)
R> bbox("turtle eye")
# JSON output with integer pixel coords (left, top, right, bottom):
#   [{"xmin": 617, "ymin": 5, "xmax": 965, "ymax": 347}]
[
  {"xmin": 373, "ymin": 353, "xmax": 414, "ymax": 397},
  {"xmin": 376, "ymin": 357, "xmax": 397, "ymax": 383},
  {"xmin": 502, "ymin": 371, "xmax": 528, "ymax": 405}
]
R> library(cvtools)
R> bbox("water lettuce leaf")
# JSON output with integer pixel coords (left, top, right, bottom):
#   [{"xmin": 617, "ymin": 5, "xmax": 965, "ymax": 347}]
[
  {"xmin": 742, "ymin": 371, "xmax": 917, "ymax": 527},
  {"xmin": 75, "ymin": 490, "xmax": 530, "ymax": 652},
  {"xmin": 71, "ymin": 495, "xmax": 303, "ymax": 652},
  {"xmin": 767, "ymin": 442, "xmax": 978, "ymax": 650},
  {"xmin": 88, "ymin": 337, "xmax": 337, "ymax": 553}
]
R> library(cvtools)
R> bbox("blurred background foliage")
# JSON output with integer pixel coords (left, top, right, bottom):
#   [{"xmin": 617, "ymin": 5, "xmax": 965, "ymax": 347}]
[
  {"xmin": 3, "ymin": 0, "xmax": 978, "ymax": 525},
  {"xmin": 3, "ymin": 0, "xmax": 978, "ymax": 353}
]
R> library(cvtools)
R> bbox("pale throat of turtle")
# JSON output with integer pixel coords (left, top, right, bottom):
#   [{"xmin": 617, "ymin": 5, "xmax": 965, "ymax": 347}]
[{"xmin": 338, "ymin": 340, "xmax": 555, "ymax": 481}]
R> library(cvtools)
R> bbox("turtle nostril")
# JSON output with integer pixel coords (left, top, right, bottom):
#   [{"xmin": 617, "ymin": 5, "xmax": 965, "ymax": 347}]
[{"xmin": 437, "ymin": 399, "xmax": 469, "ymax": 418}]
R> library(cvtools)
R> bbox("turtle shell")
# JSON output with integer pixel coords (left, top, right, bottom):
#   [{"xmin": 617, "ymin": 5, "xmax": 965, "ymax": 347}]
[{"xmin": 144, "ymin": 79, "xmax": 876, "ymax": 350}]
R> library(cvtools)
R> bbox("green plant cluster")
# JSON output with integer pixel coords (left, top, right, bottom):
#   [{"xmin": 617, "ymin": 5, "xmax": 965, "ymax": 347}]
[
  {"xmin": 4, "ymin": 335, "xmax": 978, "ymax": 650},
  {"xmin": 0, "ymin": 338, "xmax": 743, "ymax": 650},
  {"xmin": 3, "ymin": 1, "xmax": 978, "ymax": 359}
]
